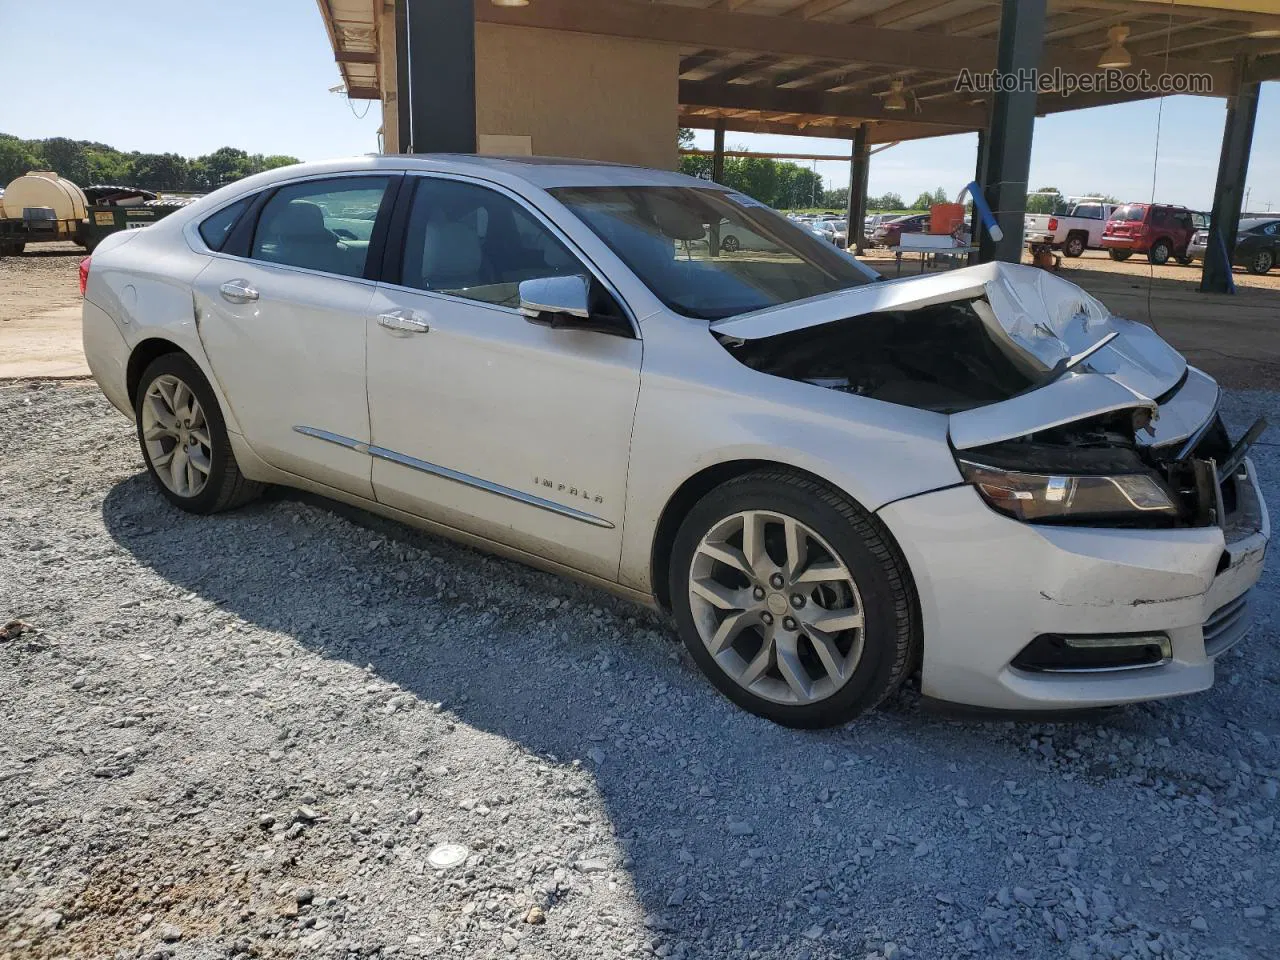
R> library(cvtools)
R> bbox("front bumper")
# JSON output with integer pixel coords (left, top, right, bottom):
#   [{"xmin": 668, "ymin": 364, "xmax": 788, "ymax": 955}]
[{"xmin": 877, "ymin": 458, "xmax": 1269, "ymax": 711}]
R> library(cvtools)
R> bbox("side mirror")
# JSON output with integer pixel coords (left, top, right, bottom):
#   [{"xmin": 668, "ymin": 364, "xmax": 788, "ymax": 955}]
[{"xmin": 519, "ymin": 275, "xmax": 591, "ymax": 327}]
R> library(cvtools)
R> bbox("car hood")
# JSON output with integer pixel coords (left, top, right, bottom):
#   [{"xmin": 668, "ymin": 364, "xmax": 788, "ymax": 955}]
[{"xmin": 711, "ymin": 262, "xmax": 1200, "ymax": 449}]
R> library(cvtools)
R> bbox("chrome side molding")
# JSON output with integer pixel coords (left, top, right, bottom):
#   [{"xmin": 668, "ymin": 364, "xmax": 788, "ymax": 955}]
[{"xmin": 293, "ymin": 426, "xmax": 614, "ymax": 529}]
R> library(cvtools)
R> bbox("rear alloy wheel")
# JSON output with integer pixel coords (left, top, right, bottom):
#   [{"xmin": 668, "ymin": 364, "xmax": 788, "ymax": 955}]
[
  {"xmin": 1249, "ymin": 250, "xmax": 1274, "ymax": 275},
  {"xmin": 670, "ymin": 471, "xmax": 916, "ymax": 728},
  {"xmin": 134, "ymin": 353, "xmax": 264, "ymax": 514},
  {"xmin": 1063, "ymin": 233, "xmax": 1086, "ymax": 258},
  {"xmin": 1148, "ymin": 240, "xmax": 1172, "ymax": 265},
  {"xmin": 721, "ymin": 235, "xmax": 741, "ymax": 253},
  {"xmin": 1109, "ymin": 249, "xmax": 1133, "ymax": 262}
]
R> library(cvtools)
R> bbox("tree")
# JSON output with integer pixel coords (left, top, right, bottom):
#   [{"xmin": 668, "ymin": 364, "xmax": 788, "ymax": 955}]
[
  {"xmin": 677, "ymin": 127, "xmax": 696, "ymax": 151},
  {"xmin": 679, "ymin": 154, "xmax": 713, "ymax": 180},
  {"xmin": 189, "ymin": 147, "xmax": 253, "ymax": 190},
  {"xmin": 932, "ymin": 186, "xmax": 951, "ymax": 205},
  {"xmin": 821, "ymin": 187, "xmax": 849, "ymax": 209},
  {"xmin": 1026, "ymin": 186, "xmax": 1063, "ymax": 215},
  {"xmin": 868, "ymin": 192, "xmax": 903, "ymax": 212},
  {"xmin": 0, "ymin": 135, "xmax": 40, "ymax": 184},
  {"xmin": 37, "ymin": 138, "xmax": 90, "ymax": 185},
  {"xmin": 910, "ymin": 191, "xmax": 937, "ymax": 210},
  {"xmin": 129, "ymin": 153, "xmax": 190, "ymax": 192}
]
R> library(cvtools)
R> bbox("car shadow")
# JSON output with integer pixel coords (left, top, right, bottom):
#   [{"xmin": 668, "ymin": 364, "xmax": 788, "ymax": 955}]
[{"xmin": 99, "ymin": 473, "xmax": 1241, "ymax": 955}]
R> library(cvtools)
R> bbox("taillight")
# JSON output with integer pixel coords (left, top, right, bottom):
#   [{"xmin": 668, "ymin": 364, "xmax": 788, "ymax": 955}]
[
  {"xmin": 79, "ymin": 257, "xmax": 91, "ymax": 297},
  {"xmin": 1048, "ymin": 217, "xmax": 1058, "ymax": 231}
]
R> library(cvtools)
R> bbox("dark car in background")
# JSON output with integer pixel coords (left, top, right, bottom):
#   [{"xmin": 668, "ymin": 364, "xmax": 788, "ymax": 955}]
[
  {"xmin": 1232, "ymin": 218, "xmax": 1280, "ymax": 274},
  {"xmin": 871, "ymin": 213, "xmax": 929, "ymax": 248},
  {"xmin": 1101, "ymin": 203, "xmax": 1196, "ymax": 265}
]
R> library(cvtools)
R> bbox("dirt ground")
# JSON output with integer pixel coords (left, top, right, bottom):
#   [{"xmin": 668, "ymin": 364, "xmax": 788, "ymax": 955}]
[
  {"xmin": 1, "ymin": 241, "xmax": 1277, "ymax": 388},
  {"xmin": 0, "ymin": 243, "xmax": 87, "ymax": 378}
]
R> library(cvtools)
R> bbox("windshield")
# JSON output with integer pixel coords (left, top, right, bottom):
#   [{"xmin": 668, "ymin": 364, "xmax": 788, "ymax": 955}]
[{"xmin": 549, "ymin": 185, "xmax": 876, "ymax": 320}]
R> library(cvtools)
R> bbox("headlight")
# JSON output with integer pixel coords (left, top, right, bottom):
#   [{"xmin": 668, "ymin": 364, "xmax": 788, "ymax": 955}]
[{"xmin": 958, "ymin": 460, "xmax": 1178, "ymax": 523}]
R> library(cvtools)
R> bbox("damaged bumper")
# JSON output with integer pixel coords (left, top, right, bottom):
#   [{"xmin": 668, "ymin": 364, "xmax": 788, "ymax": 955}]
[{"xmin": 878, "ymin": 457, "xmax": 1268, "ymax": 711}]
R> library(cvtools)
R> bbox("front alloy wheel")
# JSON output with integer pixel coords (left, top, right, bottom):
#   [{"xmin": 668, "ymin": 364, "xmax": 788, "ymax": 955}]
[
  {"xmin": 689, "ymin": 510, "xmax": 866, "ymax": 706},
  {"xmin": 670, "ymin": 471, "xmax": 917, "ymax": 728}
]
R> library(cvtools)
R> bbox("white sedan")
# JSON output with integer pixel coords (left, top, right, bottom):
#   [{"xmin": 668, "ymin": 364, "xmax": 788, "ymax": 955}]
[{"xmin": 81, "ymin": 156, "xmax": 1269, "ymax": 728}]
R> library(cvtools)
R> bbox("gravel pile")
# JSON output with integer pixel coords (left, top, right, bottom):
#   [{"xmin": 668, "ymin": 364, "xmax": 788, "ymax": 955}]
[{"xmin": 1, "ymin": 382, "xmax": 1277, "ymax": 960}]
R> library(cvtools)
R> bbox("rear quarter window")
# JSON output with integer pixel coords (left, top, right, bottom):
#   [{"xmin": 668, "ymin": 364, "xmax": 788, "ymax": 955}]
[{"xmin": 198, "ymin": 198, "xmax": 251, "ymax": 252}]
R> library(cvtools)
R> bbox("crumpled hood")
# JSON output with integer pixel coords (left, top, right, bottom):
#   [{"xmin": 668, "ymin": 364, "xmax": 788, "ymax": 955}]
[
  {"xmin": 711, "ymin": 261, "xmax": 1186, "ymax": 402},
  {"xmin": 711, "ymin": 262, "xmax": 1206, "ymax": 448}
]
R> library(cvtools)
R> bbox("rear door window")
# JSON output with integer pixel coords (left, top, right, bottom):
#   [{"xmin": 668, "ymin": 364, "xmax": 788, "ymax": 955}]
[
  {"xmin": 1075, "ymin": 204, "xmax": 1102, "ymax": 220},
  {"xmin": 250, "ymin": 177, "xmax": 390, "ymax": 279}
]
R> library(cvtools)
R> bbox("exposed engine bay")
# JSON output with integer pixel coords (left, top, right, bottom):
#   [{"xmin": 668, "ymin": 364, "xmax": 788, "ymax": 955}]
[
  {"xmin": 718, "ymin": 284, "xmax": 1266, "ymax": 531},
  {"xmin": 723, "ymin": 298, "xmax": 1038, "ymax": 415}
]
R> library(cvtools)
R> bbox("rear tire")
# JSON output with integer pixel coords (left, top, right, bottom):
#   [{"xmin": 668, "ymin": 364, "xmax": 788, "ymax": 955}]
[
  {"xmin": 1248, "ymin": 250, "xmax": 1274, "ymax": 275},
  {"xmin": 1148, "ymin": 240, "xmax": 1172, "ymax": 265},
  {"xmin": 133, "ymin": 352, "xmax": 264, "ymax": 514},
  {"xmin": 669, "ymin": 470, "xmax": 917, "ymax": 729},
  {"xmin": 1108, "ymin": 249, "xmax": 1133, "ymax": 262},
  {"xmin": 721, "ymin": 235, "xmax": 741, "ymax": 253},
  {"xmin": 1063, "ymin": 233, "xmax": 1086, "ymax": 258}
]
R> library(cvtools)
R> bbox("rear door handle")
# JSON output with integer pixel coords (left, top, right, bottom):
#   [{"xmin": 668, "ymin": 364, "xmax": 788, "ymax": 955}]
[
  {"xmin": 219, "ymin": 279, "xmax": 259, "ymax": 304},
  {"xmin": 377, "ymin": 310, "xmax": 430, "ymax": 334}
]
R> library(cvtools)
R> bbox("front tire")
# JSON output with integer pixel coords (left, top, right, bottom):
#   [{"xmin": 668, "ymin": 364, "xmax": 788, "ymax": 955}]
[
  {"xmin": 134, "ymin": 353, "xmax": 264, "ymax": 514},
  {"xmin": 669, "ymin": 471, "xmax": 917, "ymax": 728},
  {"xmin": 720, "ymin": 235, "xmax": 741, "ymax": 253}
]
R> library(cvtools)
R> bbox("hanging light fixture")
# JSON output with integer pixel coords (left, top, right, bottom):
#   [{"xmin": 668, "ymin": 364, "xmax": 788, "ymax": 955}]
[
  {"xmin": 1098, "ymin": 24, "xmax": 1132, "ymax": 70},
  {"xmin": 883, "ymin": 78, "xmax": 907, "ymax": 112}
]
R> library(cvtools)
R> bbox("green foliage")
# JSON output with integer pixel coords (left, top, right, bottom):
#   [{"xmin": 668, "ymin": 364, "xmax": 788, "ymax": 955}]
[
  {"xmin": 868, "ymin": 192, "xmax": 904, "ymax": 211},
  {"xmin": 1026, "ymin": 186, "xmax": 1063, "ymax": 215},
  {"xmin": 676, "ymin": 149, "xmax": 824, "ymax": 210},
  {"xmin": 821, "ymin": 187, "xmax": 849, "ymax": 209},
  {"xmin": 909, "ymin": 187, "xmax": 951, "ymax": 210},
  {"xmin": 0, "ymin": 135, "xmax": 40, "ymax": 184},
  {"xmin": 0, "ymin": 134, "xmax": 301, "ymax": 193},
  {"xmin": 677, "ymin": 127, "xmax": 696, "ymax": 151}
]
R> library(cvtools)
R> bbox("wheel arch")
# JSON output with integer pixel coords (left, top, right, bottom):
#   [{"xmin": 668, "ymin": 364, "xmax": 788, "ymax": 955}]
[
  {"xmin": 127, "ymin": 338, "xmax": 187, "ymax": 406},
  {"xmin": 647, "ymin": 458, "xmax": 918, "ymax": 614}
]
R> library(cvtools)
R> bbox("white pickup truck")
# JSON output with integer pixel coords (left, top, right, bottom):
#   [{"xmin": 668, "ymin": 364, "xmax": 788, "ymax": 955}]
[{"xmin": 1023, "ymin": 200, "xmax": 1117, "ymax": 258}]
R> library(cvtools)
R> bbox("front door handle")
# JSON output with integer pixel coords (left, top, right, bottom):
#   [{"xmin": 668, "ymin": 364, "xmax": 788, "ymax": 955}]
[
  {"xmin": 219, "ymin": 279, "xmax": 259, "ymax": 304},
  {"xmin": 377, "ymin": 310, "xmax": 430, "ymax": 334}
]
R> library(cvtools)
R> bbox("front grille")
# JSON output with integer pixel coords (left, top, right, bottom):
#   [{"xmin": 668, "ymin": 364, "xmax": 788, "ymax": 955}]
[{"xmin": 1203, "ymin": 591, "xmax": 1252, "ymax": 658}]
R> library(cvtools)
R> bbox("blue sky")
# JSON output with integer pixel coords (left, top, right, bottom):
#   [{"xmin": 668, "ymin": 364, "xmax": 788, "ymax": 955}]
[{"xmin": 3, "ymin": 0, "xmax": 1277, "ymax": 213}]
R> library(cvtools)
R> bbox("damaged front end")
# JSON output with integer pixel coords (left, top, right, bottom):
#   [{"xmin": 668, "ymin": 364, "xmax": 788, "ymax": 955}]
[{"xmin": 714, "ymin": 261, "xmax": 1266, "ymax": 532}]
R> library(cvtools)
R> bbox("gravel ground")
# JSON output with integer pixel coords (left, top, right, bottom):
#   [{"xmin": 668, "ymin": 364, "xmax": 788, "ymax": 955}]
[{"xmin": 1, "ymin": 382, "xmax": 1277, "ymax": 960}]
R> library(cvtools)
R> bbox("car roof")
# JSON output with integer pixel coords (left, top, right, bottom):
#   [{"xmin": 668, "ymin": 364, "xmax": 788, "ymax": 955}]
[
  {"xmin": 367, "ymin": 154, "xmax": 715, "ymax": 190},
  {"xmin": 1241, "ymin": 217, "xmax": 1279, "ymax": 230}
]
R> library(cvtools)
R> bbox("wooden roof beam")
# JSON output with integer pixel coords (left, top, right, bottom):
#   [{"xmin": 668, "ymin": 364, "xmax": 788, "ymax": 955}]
[
  {"xmin": 475, "ymin": 0, "xmax": 1232, "ymax": 88},
  {"xmin": 679, "ymin": 78, "xmax": 991, "ymax": 126}
]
